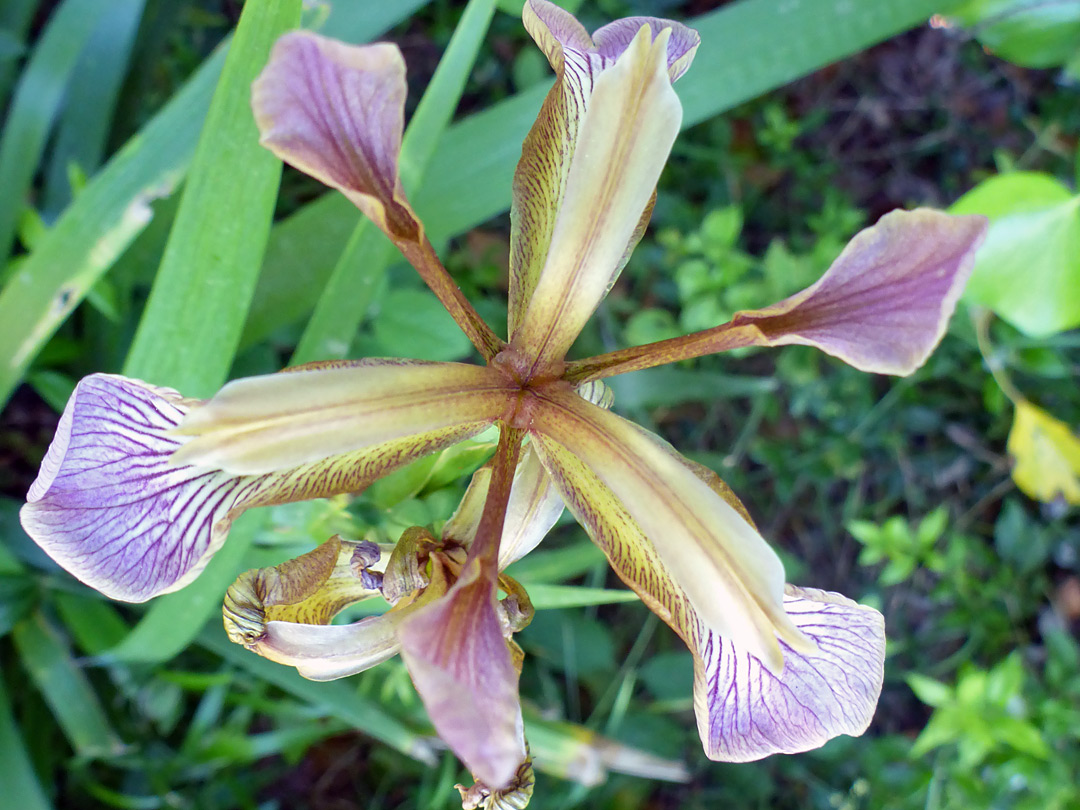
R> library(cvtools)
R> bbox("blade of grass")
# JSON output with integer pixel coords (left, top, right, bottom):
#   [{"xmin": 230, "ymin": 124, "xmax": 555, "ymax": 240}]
[
  {"xmin": 42, "ymin": 0, "xmax": 146, "ymax": 215},
  {"xmin": 0, "ymin": 0, "xmax": 38, "ymax": 111},
  {"xmin": 0, "ymin": 675, "xmax": 52, "ymax": 810},
  {"xmin": 12, "ymin": 611, "xmax": 125, "ymax": 757},
  {"xmin": 0, "ymin": 0, "xmax": 434, "ymax": 409},
  {"xmin": 527, "ymin": 584, "xmax": 641, "ymax": 609},
  {"xmin": 200, "ymin": 627, "xmax": 438, "ymax": 765},
  {"xmin": 290, "ymin": 0, "xmax": 499, "ymax": 365},
  {"xmin": 121, "ymin": 0, "xmax": 296, "ymax": 393},
  {"xmin": 0, "ymin": 0, "xmax": 113, "ymax": 262},
  {"xmin": 243, "ymin": 0, "xmax": 967, "ymax": 346},
  {"xmin": 105, "ymin": 0, "xmax": 301, "ymax": 664}
]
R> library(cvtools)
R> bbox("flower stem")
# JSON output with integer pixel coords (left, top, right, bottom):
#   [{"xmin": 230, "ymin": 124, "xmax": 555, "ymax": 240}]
[
  {"xmin": 564, "ymin": 322, "xmax": 759, "ymax": 384},
  {"xmin": 399, "ymin": 237, "xmax": 505, "ymax": 360},
  {"xmin": 467, "ymin": 424, "xmax": 524, "ymax": 576}
]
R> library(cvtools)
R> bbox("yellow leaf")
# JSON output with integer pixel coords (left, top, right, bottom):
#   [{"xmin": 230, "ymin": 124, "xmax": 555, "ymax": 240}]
[{"xmin": 1008, "ymin": 400, "xmax": 1080, "ymax": 504}]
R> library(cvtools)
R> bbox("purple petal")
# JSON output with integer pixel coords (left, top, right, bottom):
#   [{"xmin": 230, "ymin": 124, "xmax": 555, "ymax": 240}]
[
  {"xmin": 21, "ymin": 373, "xmax": 486, "ymax": 602},
  {"xmin": 252, "ymin": 32, "xmax": 418, "ymax": 239},
  {"xmin": 731, "ymin": 209, "xmax": 988, "ymax": 375},
  {"xmin": 697, "ymin": 585, "xmax": 885, "ymax": 761},
  {"xmin": 397, "ymin": 559, "xmax": 526, "ymax": 788}
]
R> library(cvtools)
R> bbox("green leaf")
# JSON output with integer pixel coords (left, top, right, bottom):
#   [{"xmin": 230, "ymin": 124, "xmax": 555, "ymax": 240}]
[
  {"xmin": 907, "ymin": 673, "xmax": 953, "ymax": 708},
  {"xmin": 0, "ymin": 0, "xmax": 113, "ymax": 262},
  {"xmin": 0, "ymin": 675, "xmax": 52, "ymax": 810},
  {"xmin": 200, "ymin": 628, "xmax": 437, "ymax": 764},
  {"xmin": 527, "ymin": 584, "xmax": 641, "ymax": 609},
  {"xmin": 372, "ymin": 288, "xmax": 474, "ymax": 361},
  {"xmin": 291, "ymin": 0, "xmax": 497, "ymax": 365},
  {"xmin": 952, "ymin": 0, "xmax": 1080, "ymax": 69},
  {"xmin": 121, "ymin": 0, "xmax": 298, "ymax": 394},
  {"xmin": 12, "ymin": 611, "xmax": 125, "ymax": 757},
  {"xmin": 243, "ymin": 0, "xmax": 966, "ymax": 346},
  {"xmin": 42, "ymin": 0, "xmax": 146, "ymax": 214},
  {"xmin": 952, "ymin": 173, "xmax": 1080, "ymax": 336}
]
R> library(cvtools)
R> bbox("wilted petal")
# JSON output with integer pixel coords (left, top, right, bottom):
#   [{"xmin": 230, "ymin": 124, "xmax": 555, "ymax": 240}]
[
  {"xmin": 223, "ymin": 536, "xmax": 405, "ymax": 681},
  {"xmin": 727, "ymin": 209, "xmax": 987, "ymax": 375},
  {"xmin": 21, "ymin": 373, "xmax": 489, "ymax": 602},
  {"xmin": 253, "ymin": 32, "xmax": 418, "ymax": 241},
  {"xmin": 397, "ymin": 558, "xmax": 526, "ymax": 788},
  {"xmin": 698, "ymin": 585, "xmax": 885, "ymax": 761},
  {"xmin": 172, "ymin": 359, "xmax": 510, "ymax": 474},
  {"xmin": 443, "ymin": 444, "xmax": 564, "ymax": 569},
  {"xmin": 508, "ymin": 0, "xmax": 697, "ymax": 349},
  {"xmin": 530, "ymin": 387, "xmax": 811, "ymax": 672}
]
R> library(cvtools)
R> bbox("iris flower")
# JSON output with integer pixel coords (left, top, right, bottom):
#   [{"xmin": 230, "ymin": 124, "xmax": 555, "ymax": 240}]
[{"xmin": 21, "ymin": 0, "xmax": 986, "ymax": 796}]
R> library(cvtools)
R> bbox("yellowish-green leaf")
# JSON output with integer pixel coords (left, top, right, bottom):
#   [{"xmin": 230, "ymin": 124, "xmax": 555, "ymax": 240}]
[{"xmin": 1007, "ymin": 400, "xmax": 1080, "ymax": 504}]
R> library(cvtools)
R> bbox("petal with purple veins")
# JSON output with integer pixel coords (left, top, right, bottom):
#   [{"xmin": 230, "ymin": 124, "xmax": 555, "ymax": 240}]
[
  {"xmin": 21, "ymin": 370, "xmax": 499, "ymax": 602},
  {"xmin": 697, "ymin": 585, "xmax": 885, "ymax": 761}
]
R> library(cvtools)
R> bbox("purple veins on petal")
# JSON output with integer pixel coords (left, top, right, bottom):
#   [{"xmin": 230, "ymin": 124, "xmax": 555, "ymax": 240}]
[
  {"xmin": 20, "ymin": 373, "xmax": 488, "ymax": 603},
  {"xmin": 697, "ymin": 585, "xmax": 886, "ymax": 762}
]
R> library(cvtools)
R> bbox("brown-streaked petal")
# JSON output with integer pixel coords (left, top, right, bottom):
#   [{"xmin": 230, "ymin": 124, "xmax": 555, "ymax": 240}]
[
  {"xmin": 171, "ymin": 359, "xmax": 510, "ymax": 474},
  {"xmin": 511, "ymin": 26, "xmax": 682, "ymax": 372},
  {"xmin": 253, "ymin": 31, "xmax": 417, "ymax": 240},
  {"xmin": 529, "ymin": 387, "xmax": 811, "ymax": 672},
  {"xmin": 698, "ymin": 585, "xmax": 885, "ymax": 761},
  {"xmin": 223, "ymin": 536, "xmax": 403, "ymax": 681},
  {"xmin": 397, "ymin": 557, "xmax": 527, "ymax": 788},
  {"xmin": 20, "ymin": 374, "xmax": 489, "ymax": 602},
  {"xmin": 529, "ymin": 434, "xmax": 884, "ymax": 759},
  {"xmin": 508, "ymin": 0, "xmax": 698, "ymax": 341},
  {"xmin": 728, "ymin": 209, "xmax": 988, "ymax": 375}
]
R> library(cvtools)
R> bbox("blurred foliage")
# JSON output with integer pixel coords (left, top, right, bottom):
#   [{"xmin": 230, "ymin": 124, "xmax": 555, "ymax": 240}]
[{"xmin": 1, "ymin": 0, "xmax": 1079, "ymax": 808}]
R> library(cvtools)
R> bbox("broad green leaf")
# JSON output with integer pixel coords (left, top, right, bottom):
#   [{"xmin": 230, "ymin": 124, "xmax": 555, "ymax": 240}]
[
  {"xmin": 0, "ymin": 675, "xmax": 52, "ymax": 810},
  {"xmin": 291, "ymin": 0, "xmax": 497, "ymax": 365},
  {"xmin": 12, "ymin": 611, "xmax": 125, "ymax": 757},
  {"xmin": 0, "ymin": 0, "xmax": 433, "ymax": 409},
  {"xmin": 372, "ymin": 288, "xmax": 474, "ymax": 361},
  {"xmin": 952, "ymin": 0, "xmax": 1080, "ymax": 69},
  {"xmin": 1007, "ymin": 399, "xmax": 1080, "ymax": 504},
  {"xmin": 200, "ymin": 628, "xmax": 437, "ymax": 764},
  {"xmin": 0, "ymin": 0, "xmax": 37, "ymax": 112},
  {"xmin": 42, "ymin": 0, "xmax": 146, "ymax": 214},
  {"xmin": 122, "ymin": 0, "xmax": 299, "ymax": 393},
  {"xmin": 0, "ymin": 0, "xmax": 115, "ymax": 262},
  {"xmin": 243, "ymin": 0, "xmax": 966, "ymax": 347},
  {"xmin": 952, "ymin": 173, "xmax": 1080, "ymax": 336}
]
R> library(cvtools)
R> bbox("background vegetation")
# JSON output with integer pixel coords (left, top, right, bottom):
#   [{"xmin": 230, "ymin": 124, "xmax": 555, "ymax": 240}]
[{"xmin": 1, "ymin": 0, "xmax": 1078, "ymax": 808}]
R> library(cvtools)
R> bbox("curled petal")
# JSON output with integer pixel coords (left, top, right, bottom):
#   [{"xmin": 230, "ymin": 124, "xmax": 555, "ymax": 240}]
[
  {"xmin": 253, "ymin": 32, "xmax": 418, "ymax": 240},
  {"xmin": 172, "ymin": 360, "xmax": 509, "ymax": 474},
  {"xmin": 229, "ymin": 537, "xmax": 404, "ymax": 682},
  {"xmin": 443, "ymin": 445, "xmax": 565, "ymax": 570},
  {"xmin": 397, "ymin": 558, "xmax": 526, "ymax": 788},
  {"xmin": 728, "ymin": 209, "xmax": 988, "ymax": 375},
  {"xmin": 224, "ymin": 535, "xmax": 380, "ymax": 643},
  {"xmin": 698, "ymin": 585, "xmax": 885, "ymax": 761},
  {"xmin": 21, "ymin": 374, "xmax": 488, "ymax": 602},
  {"xmin": 508, "ymin": 0, "xmax": 698, "ymax": 346},
  {"xmin": 530, "ymin": 388, "xmax": 810, "ymax": 672}
]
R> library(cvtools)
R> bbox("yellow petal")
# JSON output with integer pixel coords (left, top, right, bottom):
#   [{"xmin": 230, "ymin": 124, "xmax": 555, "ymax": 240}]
[
  {"xmin": 171, "ymin": 359, "xmax": 511, "ymax": 474},
  {"xmin": 511, "ymin": 24, "xmax": 683, "ymax": 372},
  {"xmin": 1008, "ymin": 400, "xmax": 1080, "ymax": 504},
  {"xmin": 529, "ymin": 387, "xmax": 812, "ymax": 672}
]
